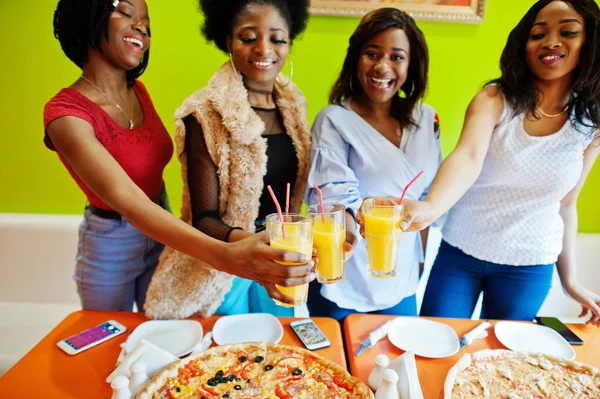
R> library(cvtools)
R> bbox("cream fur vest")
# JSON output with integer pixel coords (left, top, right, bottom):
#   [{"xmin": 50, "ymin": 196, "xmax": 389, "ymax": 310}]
[{"xmin": 145, "ymin": 63, "xmax": 311, "ymax": 319}]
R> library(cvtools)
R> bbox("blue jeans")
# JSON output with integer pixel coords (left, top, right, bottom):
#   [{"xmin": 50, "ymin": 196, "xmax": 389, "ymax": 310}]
[
  {"xmin": 74, "ymin": 192, "xmax": 170, "ymax": 311},
  {"xmin": 420, "ymin": 240, "xmax": 554, "ymax": 321},
  {"xmin": 307, "ymin": 281, "xmax": 417, "ymax": 322}
]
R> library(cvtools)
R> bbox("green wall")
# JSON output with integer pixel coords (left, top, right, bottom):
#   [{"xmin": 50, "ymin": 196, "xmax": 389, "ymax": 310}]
[{"xmin": 0, "ymin": 0, "xmax": 598, "ymax": 232}]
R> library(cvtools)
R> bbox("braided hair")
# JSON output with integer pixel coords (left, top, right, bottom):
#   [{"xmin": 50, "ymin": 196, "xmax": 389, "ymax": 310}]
[{"xmin": 53, "ymin": 0, "xmax": 149, "ymax": 87}]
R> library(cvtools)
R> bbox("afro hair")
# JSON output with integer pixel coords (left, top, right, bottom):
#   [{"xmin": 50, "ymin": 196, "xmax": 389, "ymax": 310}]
[{"xmin": 199, "ymin": 0, "xmax": 309, "ymax": 53}]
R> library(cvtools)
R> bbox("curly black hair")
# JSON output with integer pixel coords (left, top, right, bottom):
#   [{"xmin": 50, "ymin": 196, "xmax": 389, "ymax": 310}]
[
  {"xmin": 329, "ymin": 8, "xmax": 429, "ymax": 130},
  {"xmin": 489, "ymin": 0, "xmax": 600, "ymax": 134},
  {"xmin": 53, "ymin": 0, "xmax": 150, "ymax": 87},
  {"xmin": 199, "ymin": 0, "xmax": 309, "ymax": 53}
]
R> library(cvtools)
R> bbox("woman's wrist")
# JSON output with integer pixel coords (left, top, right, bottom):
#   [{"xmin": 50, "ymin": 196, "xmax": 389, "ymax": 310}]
[
  {"xmin": 424, "ymin": 198, "xmax": 444, "ymax": 222},
  {"xmin": 562, "ymin": 279, "xmax": 578, "ymax": 294},
  {"xmin": 204, "ymin": 240, "xmax": 230, "ymax": 273}
]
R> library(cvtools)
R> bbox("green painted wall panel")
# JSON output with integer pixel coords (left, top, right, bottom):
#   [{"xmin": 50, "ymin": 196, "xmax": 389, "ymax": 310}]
[{"xmin": 0, "ymin": 0, "xmax": 598, "ymax": 231}]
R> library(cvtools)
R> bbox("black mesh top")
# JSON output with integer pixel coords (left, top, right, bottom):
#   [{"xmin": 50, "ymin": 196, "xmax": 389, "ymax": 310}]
[{"xmin": 185, "ymin": 107, "xmax": 299, "ymax": 241}]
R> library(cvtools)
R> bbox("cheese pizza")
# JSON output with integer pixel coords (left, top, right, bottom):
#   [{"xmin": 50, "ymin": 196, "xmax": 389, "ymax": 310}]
[
  {"xmin": 444, "ymin": 349, "xmax": 600, "ymax": 398},
  {"xmin": 138, "ymin": 343, "xmax": 373, "ymax": 399}
]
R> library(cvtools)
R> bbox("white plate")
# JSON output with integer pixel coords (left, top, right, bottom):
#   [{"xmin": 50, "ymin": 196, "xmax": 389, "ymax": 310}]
[
  {"xmin": 387, "ymin": 317, "xmax": 460, "ymax": 358},
  {"xmin": 125, "ymin": 320, "xmax": 203, "ymax": 357},
  {"xmin": 494, "ymin": 321, "xmax": 576, "ymax": 360},
  {"xmin": 212, "ymin": 313, "xmax": 283, "ymax": 345}
]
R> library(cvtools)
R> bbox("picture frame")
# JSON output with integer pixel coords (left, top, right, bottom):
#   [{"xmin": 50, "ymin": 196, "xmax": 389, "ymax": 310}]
[{"xmin": 309, "ymin": 0, "xmax": 487, "ymax": 24}]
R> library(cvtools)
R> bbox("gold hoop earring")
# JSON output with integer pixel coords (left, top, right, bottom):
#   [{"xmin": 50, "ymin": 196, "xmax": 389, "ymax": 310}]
[
  {"xmin": 278, "ymin": 57, "xmax": 294, "ymax": 87},
  {"xmin": 229, "ymin": 52, "xmax": 240, "ymax": 80},
  {"xmin": 403, "ymin": 79, "xmax": 415, "ymax": 98}
]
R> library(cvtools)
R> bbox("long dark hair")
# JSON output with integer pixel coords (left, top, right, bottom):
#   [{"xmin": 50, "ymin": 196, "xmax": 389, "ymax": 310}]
[
  {"xmin": 489, "ymin": 0, "xmax": 600, "ymax": 133},
  {"xmin": 329, "ymin": 8, "xmax": 429, "ymax": 129},
  {"xmin": 53, "ymin": 0, "xmax": 150, "ymax": 87}
]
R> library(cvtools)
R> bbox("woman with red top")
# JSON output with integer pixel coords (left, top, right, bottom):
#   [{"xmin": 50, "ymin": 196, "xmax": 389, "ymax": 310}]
[{"xmin": 44, "ymin": 0, "xmax": 314, "ymax": 312}]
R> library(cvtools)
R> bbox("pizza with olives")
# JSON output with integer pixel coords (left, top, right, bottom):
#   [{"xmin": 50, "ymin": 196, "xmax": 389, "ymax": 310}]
[
  {"xmin": 444, "ymin": 349, "xmax": 600, "ymax": 399},
  {"xmin": 137, "ymin": 343, "xmax": 373, "ymax": 399}
]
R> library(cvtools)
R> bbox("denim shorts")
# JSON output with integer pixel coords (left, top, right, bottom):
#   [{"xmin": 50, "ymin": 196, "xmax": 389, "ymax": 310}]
[{"xmin": 74, "ymin": 189, "xmax": 171, "ymax": 311}]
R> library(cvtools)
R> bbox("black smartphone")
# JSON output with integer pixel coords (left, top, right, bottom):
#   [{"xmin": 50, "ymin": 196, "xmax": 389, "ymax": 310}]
[{"xmin": 534, "ymin": 316, "xmax": 584, "ymax": 345}]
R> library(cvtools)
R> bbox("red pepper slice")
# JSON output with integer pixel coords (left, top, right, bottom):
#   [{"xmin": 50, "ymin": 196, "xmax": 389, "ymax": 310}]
[
  {"xmin": 196, "ymin": 386, "xmax": 218, "ymax": 398},
  {"xmin": 275, "ymin": 356, "xmax": 303, "ymax": 367},
  {"xmin": 284, "ymin": 371, "xmax": 306, "ymax": 382},
  {"xmin": 240, "ymin": 361, "xmax": 255, "ymax": 380},
  {"xmin": 185, "ymin": 361, "xmax": 203, "ymax": 376},
  {"xmin": 177, "ymin": 368, "xmax": 191, "ymax": 386},
  {"xmin": 303, "ymin": 356, "xmax": 318, "ymax": 367},
  {"xmin": 318, "ymin": 378, "xmax": 338, "ymax": 391},
  {"xmin": 276, "ymin": 386, "xmax": 293, "ymax": 399},
  {"xmin": 333, "ymin": 374, "xmax": 354, "ymax": 392},
  {"xmin": 201, "ymin": 385, "xmax": 220, "ymax": 396}
]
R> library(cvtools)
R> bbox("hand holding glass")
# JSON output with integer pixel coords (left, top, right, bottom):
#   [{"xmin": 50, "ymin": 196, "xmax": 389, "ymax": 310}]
[
  {"xmin": 363, "ymin": 198, "xmax": 403, "ymax": 278},
  {"xmin": 266, "ymin": 214, "xmax": 314, "ymax": 307},
  {"xmin": 306, "ymin": 203, "xmax": 346, "ymax": 284}
]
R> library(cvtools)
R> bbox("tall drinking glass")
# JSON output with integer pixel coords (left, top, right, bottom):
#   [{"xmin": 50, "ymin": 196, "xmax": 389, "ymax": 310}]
[
  {"xmin": 306, "ymin": 203, "xmax": 346, "ymax": 284},
  {"xmin": 363, "ymin": 198, "xmax": 403, "ymax": 278},
  {"xmin": 266, "ymin": 213, "xmax": 314, "ymax": 307}
]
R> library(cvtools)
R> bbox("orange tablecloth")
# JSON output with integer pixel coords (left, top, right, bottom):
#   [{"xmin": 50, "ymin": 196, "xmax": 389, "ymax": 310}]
[
  {"xmin": 344, "ymin": 314, "xmax": 600, "ymax": 399},
  {"xmin": 0, "ymin": 311, "xmax": 345, "ymax": 399}
]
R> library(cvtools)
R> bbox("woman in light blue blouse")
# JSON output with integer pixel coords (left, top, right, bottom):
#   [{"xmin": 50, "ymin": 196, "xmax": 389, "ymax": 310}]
[{"xmin": 305, "ymin": 8, "xmax": 443, "ymax": 321}]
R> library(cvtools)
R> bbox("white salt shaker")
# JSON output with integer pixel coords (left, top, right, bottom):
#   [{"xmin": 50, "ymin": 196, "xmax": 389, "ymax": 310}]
[
  {"xmin": 111, "ymin": 375, "xmax": 132, "ymax": 399},
  {"xmin": 375, "ymin": 369, "xmax": 399, "ymax": 399},
  {"xmin": 368, "ymin": 353, "xmax": 390, "ymax": 390},
  {"xmin": 129, "ymin": 360, "xmax": 148, "ymax": 397}
]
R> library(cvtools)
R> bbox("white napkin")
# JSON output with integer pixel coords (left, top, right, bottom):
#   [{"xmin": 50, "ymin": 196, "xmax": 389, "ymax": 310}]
[
  {"xmin": 106, "ymin": 340, "xmax": 177, "ymax": 383},
  {"xmin": 389, "ymin": 351, "xmax": 424, "ymax": 399},
  {"xmin": 190, "ymin": 331, "xmax": 213, "ymax": 355}
]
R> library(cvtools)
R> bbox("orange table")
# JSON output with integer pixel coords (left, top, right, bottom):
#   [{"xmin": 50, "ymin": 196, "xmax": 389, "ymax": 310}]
[
  {"xmin": 344, "ymin": 314, "xmax": 600, "ymax": 399},
  {"xmin": 0, "ymin": 311, "xmax": 345, "ymax": 399}
]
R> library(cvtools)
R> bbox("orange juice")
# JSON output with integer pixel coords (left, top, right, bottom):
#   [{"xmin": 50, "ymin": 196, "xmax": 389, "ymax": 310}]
[
  {"xmin": 364, "ymin": 207, "xmax": 402, "ymax": 277},
  {"xmin": 313, "ymin": 217, "xmax": 345, "ymax": 283},
  {"xmin": 270, "ymin": 235, "xmax": 313, "ymax": 306}
]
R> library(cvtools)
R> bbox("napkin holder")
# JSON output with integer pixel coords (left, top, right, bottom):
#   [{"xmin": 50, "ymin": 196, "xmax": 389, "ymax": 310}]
[{"xmin": 389, "ymin": 351, "xmax": 424, "ymax": 399}]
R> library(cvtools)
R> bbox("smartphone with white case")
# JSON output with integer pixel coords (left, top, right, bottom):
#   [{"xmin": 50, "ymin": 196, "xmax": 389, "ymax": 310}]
[
  {"xmin": 290, "ymin": 319, "xmax": 331, "ymax": 350},
  {"xmin": 57, "ymin": 320, "xmax": 127, "ymax": 355}
]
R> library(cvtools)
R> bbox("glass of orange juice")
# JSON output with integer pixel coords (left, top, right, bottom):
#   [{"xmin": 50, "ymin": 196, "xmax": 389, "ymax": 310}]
[
  {"xmin": 266, "ymin": 213, "xmax": 314, "ymax": 307},
  {"xmin": 363, "ymin": 198, "xmax": 403, "ymax": 278},
  {"xmin": 306, "ymin": 203, "xmax": 346, "ymax": 284}
]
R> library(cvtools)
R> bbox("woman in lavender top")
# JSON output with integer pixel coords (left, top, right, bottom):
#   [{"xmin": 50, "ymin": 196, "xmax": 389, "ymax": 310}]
[{"xmin": 305, "ymin": 8, "xmax": 443, "ymax": 321}]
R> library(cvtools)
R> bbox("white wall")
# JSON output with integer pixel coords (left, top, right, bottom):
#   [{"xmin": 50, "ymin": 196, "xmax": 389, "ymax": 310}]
[
  {"xmin": 0, "ymin": 213, "xmax": 81, "ymax": 304},
  {"xmin": 0, "ymin": 214, "xmax": 81, "ymax": 375}
]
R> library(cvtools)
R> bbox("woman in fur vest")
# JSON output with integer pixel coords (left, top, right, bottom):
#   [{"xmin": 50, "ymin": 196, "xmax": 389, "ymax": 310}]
[{"xmin": 144, "ymin": 0, "xmax": 312, "ymax": 318}]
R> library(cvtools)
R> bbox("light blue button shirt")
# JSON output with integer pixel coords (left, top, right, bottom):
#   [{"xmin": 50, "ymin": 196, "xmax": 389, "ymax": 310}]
[{"xmin": 305, "ymin": 100, "xmax": 443, "ymax": 311}]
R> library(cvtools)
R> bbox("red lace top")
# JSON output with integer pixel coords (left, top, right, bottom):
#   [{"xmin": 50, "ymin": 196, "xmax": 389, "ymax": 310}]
[{"xmin": 43, "ymin": 80, "xmax": 173, "ymax": 210}]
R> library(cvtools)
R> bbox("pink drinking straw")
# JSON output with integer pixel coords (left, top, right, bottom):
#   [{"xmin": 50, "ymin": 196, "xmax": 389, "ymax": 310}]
[
  {"xmin": 398, "ymin": 170, "xmax": 424, "ymax": 205},
  {"xmin": 312, "ymin": 184, "xmax": 325, "ymax": 222},
  {"xmin": 285, "ymin": 183, "xmax": 290, "ymax": 221},
  {"xmin": 267, "ymin": 185, "xmax": 286, "ymax": 238}
]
